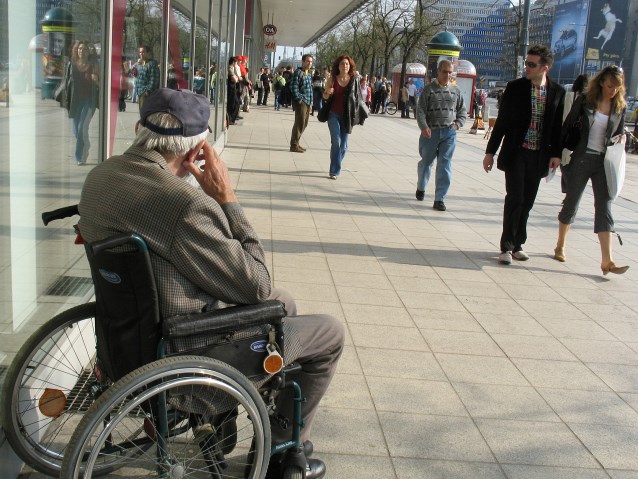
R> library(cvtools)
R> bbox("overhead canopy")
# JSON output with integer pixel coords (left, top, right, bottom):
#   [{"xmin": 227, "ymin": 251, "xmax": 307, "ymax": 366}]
[
  {"xmin": 260, "ymin": 0, "xmax": 370, "ymax": 47},
  {"xmin": 173, "ymin": 0, "xmax": 370, "ymax": 48}
]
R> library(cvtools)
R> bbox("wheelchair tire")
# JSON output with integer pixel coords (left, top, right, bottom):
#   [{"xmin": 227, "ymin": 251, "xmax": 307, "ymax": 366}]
[
  {"xmin": 282, "ymin": 465, "xmax": 304, "ymax": 479},
  {"xmin": 386, "ymin": 101, "xmax": 397, "ymax": 115},
  {"xmin": 0, "ymin": 303, "xmax": 107, "ymax": 477},
  {"xmin": 60, "ymin": 356, "xmax": 271, "ymax": 479}
]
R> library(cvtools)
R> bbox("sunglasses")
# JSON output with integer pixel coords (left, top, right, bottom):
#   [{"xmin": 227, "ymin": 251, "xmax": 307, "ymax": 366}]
[
  {"xmin": 605, "ymin": 64, "xmax": 623, "ymax": 73},
  {"xmin": 524, "ymin": 61, "xmax": 545, "ymax": 69}
]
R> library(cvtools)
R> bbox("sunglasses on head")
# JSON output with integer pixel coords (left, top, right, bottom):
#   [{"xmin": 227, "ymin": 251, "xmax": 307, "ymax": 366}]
[
  {"xmin": 605, "ymin": 64, "xmax": 623, "ymax": 73},
  {"xmin": 524, "ymin": 61, "xmax": 544, "ymax": 69}
]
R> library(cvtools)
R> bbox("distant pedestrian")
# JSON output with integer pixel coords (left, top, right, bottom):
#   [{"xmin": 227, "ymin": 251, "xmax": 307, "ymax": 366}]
[
  {"xmin": 311, "ymin": 69, "xmax": 324, "ymax": 116},
  {"xmin": 289, "ymin": 54, "xmax": 314, "ymax": 153},
  {"xmin": 261, "ymin": 67, "xmax": 271, "ymax": 106},
  {"xmin": 415, "ymin": 59, "xmax": 466, "ymax": 211},
  {"xmin": 134, "ymin": 45, "xmax": 159, "ymax": 112},
  {"xmin": 256, "ymin": 67, "xmax": 264, "ymax": 105},
  {"xmin": 400, "ymin": 82, "xmax": 410, "ymax": 118},
  {"xmin": 273, "ymin": 68, "xmax": 285, "ymax": 110},
  {"xmin": 407, "ymin": 79, "xmax": 417, "ymax": 118},
  {"xmin": 483, "ymin": 45, "xmax": 565, "ymax": 265}
]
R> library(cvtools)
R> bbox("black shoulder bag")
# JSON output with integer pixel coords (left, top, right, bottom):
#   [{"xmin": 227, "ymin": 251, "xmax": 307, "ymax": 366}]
[{"xmin": 562, "ymin": 95, "xmax": 585, "ymax": 151}]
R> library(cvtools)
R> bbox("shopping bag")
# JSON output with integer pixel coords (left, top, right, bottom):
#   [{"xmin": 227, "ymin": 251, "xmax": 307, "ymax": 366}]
[{"xmin": 604, "ymin": 136, "xmax": 626, "ymax": 200}]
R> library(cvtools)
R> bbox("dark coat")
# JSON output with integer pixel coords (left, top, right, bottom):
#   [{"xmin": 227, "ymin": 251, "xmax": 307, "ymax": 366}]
[
  {"xmin": 563, "ymin": 95, "xmax": 625, "ymax": 158},
  {"xmin": 486, "ymin": 76, "xmax": 565, "ymax": 178},
  {"xmin": 338, "ymin": 75, "xmax": 368, "ymax": 134}
]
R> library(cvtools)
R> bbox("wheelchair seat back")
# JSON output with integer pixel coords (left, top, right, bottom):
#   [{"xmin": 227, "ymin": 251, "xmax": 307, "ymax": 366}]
[{"xmin": 84, "ymin": 233, "xmax": 161, "ymax": 381}]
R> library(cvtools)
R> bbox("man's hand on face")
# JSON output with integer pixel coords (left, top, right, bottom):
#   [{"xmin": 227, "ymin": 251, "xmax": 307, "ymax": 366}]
[{"xmin": 183, "ymin": 140, "xmax": 238, "ymax": 204}]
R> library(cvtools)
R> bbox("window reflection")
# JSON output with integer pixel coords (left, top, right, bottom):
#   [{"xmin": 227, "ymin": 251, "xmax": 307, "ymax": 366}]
[{"xmin": 0, "ymin": 0, "xmax": 226, "ymax": 381}]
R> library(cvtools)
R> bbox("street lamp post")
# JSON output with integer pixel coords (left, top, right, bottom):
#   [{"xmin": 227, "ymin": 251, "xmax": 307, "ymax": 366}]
[{"xmin": 520, "ymin": 0, "xmax": 531, "ymax": 78}]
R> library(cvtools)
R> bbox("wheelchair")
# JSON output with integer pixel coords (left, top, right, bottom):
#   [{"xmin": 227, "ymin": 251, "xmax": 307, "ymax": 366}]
[{"xmin": 2, "ymin": 206, "xmax": 310, "ymax": 479}]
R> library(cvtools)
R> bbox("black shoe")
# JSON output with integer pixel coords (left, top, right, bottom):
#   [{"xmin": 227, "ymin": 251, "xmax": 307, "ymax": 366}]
[
  {"xmin": 306, "ymin": 459, "xmax": 326, "ymax": 479},
  {"xmin": 237, "ymin": 116, "xmax": 244, "ymax": 120},
  {"xmin": 416, "ymin": 190, "xmax": 425, "ymax": 201},
  {"xmin": 433, "ymin": 201, "xmax": 446, "ymax": 211}
]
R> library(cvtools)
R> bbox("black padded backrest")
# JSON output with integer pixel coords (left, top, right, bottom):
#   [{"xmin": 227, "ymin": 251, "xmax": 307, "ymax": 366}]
[{"xmin": 84, "ymin": 234, "xmax": 161, "ymax": 381}]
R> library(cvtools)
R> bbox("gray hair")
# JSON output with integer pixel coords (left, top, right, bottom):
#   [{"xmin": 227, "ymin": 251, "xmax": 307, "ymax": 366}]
[{"xmin": 133, "ymin": 112, "xmax": 208, "ymax": 156}]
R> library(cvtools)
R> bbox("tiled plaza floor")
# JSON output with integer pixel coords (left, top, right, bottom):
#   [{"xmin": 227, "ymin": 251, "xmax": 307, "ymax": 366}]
[{"xmin": 20, "ymin": 99, "xmax": 638, "ymax": 478}]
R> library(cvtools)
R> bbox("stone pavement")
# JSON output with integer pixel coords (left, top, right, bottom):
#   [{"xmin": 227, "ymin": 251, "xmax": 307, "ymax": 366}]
[
  {"xmin": 19, "ymin": 99, "xmax": 638, "ymax": 479},
  {"xmin": 222, "ymin": 103, "xmax": 638, "ymax": 478}
]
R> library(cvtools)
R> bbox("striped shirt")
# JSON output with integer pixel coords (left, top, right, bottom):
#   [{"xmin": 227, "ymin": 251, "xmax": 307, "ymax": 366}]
[
  {"xmin": 291, "ymin": 67, "xmax": 313, "ymax": 105},
  {"xmin": 522, "ymin": 83, "xmax": 546, "ymax": 151}
]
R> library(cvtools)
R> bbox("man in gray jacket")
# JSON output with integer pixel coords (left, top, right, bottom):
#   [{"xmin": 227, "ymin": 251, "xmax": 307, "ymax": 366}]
[{"xmin": 415, "ymin": 60, "xmax": 467, "ymax": 211}]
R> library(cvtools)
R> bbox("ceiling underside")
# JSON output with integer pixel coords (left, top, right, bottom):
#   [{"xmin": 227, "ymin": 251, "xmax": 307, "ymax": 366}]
[
  {"xmin": 173, "ymin": 0, "xmax": 369, "ymax": 48},
  {"xmin": 259, "ymin": 0, "xmax": 369, "ymax": 47}
]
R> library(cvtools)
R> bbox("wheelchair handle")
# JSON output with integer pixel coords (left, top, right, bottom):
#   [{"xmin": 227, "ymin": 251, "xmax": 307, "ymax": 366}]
[
  {"xmin": 90, "ymin": 233, "xmax": 149, "ymax": 255},
  {"xmin": 41, "ymin": 204, "xmax": 79, "ymax": 226}
]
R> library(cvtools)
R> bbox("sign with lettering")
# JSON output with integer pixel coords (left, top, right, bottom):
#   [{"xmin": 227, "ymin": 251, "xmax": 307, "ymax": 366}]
[
  {"xmin": 265, "ymin": 40, "xmax": 276, "ymax": 52},
  {"xmin": 263, "ymin": 24, "xmax": 277, "ymax": 36}
]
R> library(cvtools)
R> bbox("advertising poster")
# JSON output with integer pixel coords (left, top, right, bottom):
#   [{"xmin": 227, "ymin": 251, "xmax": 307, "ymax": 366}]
[
  {"xmin": 550, "ymin": 0, "xmax": 587, "ymax": 84},
  {"xmin": 586, "ymin": 0, "xmax": 628, "ymax": 65}
]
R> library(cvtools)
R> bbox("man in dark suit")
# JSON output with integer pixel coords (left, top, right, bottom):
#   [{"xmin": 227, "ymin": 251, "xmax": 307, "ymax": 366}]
[{"xmin": 483, "ymin": 45, "xmax": 565, "ymax": 265}]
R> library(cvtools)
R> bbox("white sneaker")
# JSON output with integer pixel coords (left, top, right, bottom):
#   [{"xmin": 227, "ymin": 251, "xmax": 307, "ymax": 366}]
[
  {"xmin": 512, "ymin": 250, "xmax": 529, "ymax": 261},
  {"xmin": 498, "ymin": 251, "xmax": 512, "ymax": 265}
]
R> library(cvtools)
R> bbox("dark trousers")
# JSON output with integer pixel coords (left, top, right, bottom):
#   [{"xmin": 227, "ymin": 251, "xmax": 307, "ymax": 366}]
[
  {"xmin": 500, "ymin": 147, "xmax": 545, "ymax": 253},
  {"xmin": 256, "ymin": 87, "xmax": 263, "ymax": 105},
  {"xmin": 558, "ymin": 151, "xmax": 613, "ymax": 233},
  {"xmin": 262, "ymin": 87, "xmax": 270, "ymax": 106},
  {"xmin": 290, "ymin": 100, "xmax": 310, "ymax": 148}
]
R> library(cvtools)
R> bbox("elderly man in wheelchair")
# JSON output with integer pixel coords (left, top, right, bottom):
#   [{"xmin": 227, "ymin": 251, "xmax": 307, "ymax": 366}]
[{"xmin": 66, "ymin": 88, "xmax": 344, "ymax": 479}]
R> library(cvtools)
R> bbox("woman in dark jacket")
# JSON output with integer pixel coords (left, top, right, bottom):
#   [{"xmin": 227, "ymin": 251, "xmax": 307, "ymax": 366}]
[
  {"xmin": 554, "ymin": 65, "xmax": 628, "ymax": 275},
  {"xmin": 322, "ymin": 55, "xmax": 366, "ymax": 179}
]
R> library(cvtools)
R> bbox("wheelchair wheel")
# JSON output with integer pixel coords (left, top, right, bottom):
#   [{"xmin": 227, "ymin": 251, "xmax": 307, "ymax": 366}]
[
  {"xmin": 1, "ymin": 302, "xmax": 107, "ymax": 476},
  {"xmin": 282, "ymin": 465, "xmax": 304, "ymax": 479},
  {"xmin": 386, "ymin": 101, "xmax": 397, "ymax": 115},
  {"xmin": 60, "ymin": 356, "xmax": 271, "ymax": 479}
]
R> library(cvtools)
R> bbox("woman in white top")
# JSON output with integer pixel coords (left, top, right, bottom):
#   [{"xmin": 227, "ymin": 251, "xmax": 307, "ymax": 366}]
[{"xmin": 554, "ymin": 65, "xmax": 628, "ymax": 275}]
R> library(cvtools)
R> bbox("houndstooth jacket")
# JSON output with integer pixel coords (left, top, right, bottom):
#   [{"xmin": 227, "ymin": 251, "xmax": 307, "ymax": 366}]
[{"xmin": 78, "ymin": 146, "xmax": 272, "ymax": 319}]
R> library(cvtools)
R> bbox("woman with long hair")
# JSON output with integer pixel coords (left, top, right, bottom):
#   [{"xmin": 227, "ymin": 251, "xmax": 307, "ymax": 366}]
[
  {"xmin": 68, "ymin": 41, "xmax": 99, "ymax": 165},
  {"xmin": 322, "ymin": 55, "xmax": 365, "ymax": 179},
  {"xmin": 554, "ymin": 65, "xmax": 628, "ymax": 275}
]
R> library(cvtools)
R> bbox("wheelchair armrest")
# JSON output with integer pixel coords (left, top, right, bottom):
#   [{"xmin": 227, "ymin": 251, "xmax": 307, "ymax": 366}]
[{"xmin": 162, "ymin": 300, "xmax": 287, "ymax": 339}]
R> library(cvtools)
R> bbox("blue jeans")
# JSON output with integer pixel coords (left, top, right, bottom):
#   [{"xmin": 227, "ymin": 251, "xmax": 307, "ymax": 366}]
[
  {"xmin": 417, "ymin": 127, "xmax": 456, "ymax": 201},
  {"xmin": 327, "ymin": 111, "xmax": 349, "ymax": 177},
  {"xmin": 72, "ymin": 101, "xmax": 96, "ymax": 163},
  {"xmin": 274, "ymin": 89, "xmax": 281, "ymax": 110}
]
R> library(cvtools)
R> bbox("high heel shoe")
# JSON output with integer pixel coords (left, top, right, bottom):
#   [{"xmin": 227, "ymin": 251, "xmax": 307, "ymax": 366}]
[
  {"xmin": 601, "ymin": 262, "xmax": 629, "ymax": 275},
  {"xmin": 553, "ymin": 247, "xmax": 566, "ymax": 262}
]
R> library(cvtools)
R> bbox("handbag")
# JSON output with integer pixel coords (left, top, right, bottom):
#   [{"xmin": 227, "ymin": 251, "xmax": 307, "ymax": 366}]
[
  {"xmin": 604, "ymin": 135, "xmax": 626, "ymax": 200},
  {"xmin": 317, "ymin": 96, "xmax": 332, "ymax": 123},
  {"xmin": 562, "ymin": 96, "xmax": 584, "ymax": 151}
]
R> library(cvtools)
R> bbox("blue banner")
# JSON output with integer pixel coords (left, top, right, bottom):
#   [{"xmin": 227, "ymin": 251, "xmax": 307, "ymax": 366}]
[{"xmin": 550, "ymin": 0, "xmax": 588, "ymax": 84}]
